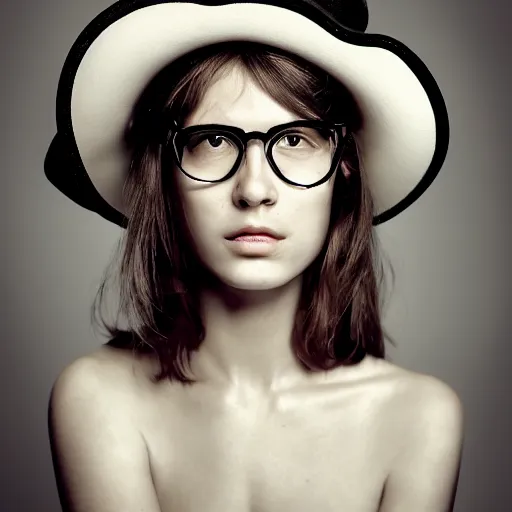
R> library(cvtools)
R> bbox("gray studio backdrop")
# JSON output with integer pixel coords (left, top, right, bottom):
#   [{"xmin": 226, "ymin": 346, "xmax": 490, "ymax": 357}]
[{"xmin": 1, "ymin": 0, "xmax": 510, "ymax": 510}]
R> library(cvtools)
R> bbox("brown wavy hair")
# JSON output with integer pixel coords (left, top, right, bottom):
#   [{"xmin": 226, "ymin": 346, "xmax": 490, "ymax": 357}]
[{"xmin": 92, "ymin": 41, "xmax": 394, "ymax": 383}]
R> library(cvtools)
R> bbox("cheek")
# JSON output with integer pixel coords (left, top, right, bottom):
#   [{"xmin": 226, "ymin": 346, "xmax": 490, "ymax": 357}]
[
  {"xmin": 178, "ymin": 186, "xmax": 226, "ymax": 253},
  {"xmin": 182, "ymin": 198, "xmax": 215, "ymax": 236},
  {"xmin": 291, "ymin": 185, "xmax": 335, "ymax": 247}
]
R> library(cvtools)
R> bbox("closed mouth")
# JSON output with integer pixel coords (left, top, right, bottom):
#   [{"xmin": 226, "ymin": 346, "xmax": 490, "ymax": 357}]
[{"xmin": 225, "ymin": 226, "xmax": 284, "ymax": 240}]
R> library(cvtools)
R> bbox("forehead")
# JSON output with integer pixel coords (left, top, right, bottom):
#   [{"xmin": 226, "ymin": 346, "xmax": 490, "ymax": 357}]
[{"xmin": 185, "ymin": 64, "xmax": 300, "ymax": 129}]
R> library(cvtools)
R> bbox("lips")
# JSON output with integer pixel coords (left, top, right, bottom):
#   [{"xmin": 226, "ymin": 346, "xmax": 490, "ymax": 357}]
[{"xmin": 225, "ymin": 226, "xmax": 285, "ymax": 241}]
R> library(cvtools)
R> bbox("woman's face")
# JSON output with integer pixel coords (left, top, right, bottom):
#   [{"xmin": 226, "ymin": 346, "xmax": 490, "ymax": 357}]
[{"xmin": 174, "ymin": 65, "xmax": 337, "ymax": 291}]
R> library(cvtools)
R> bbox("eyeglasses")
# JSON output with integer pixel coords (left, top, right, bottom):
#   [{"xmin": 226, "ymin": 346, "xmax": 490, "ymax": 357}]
[{"xmin": 164, "ymin": 119, "xmax": 347, "ymax": 188}]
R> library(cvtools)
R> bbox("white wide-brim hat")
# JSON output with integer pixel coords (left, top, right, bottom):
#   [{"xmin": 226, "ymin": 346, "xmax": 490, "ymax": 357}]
[{"xmin": 44, "ymin": 0, "xmax": 449, "ymax": 227}]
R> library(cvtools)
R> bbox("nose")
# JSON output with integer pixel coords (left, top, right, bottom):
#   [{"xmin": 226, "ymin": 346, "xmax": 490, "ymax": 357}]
[{"xmin": 232, "ymin": 140, "xmax": 278, "ymax": 209}]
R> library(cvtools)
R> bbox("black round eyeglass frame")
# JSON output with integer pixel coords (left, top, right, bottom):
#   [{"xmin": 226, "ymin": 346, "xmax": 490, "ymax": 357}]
[{"xmin": 163, "ymin": 119, "xmax": 348, "ymax": 189}]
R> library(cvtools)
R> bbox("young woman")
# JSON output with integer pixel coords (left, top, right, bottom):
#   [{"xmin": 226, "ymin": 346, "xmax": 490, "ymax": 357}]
[{"xmin": 46, "ymin": 1, "xmax": 464, "ymax": 511}]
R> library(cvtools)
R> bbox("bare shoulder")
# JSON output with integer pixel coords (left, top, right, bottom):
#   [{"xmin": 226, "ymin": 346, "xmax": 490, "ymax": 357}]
[
  {"xmin": 378, "ymin": 358, "xmax": 463, "ymax": 429},
  {"xmin": 363, "ymin": 356, "xmax": 462, "ymax": 411},
  {"xmin": 51, "ymin": 344, "xmax": 140, "ymax": 400},
  {"xmin": 364, "ymin": 359, "xmax": 465, "ymax": 511},
  {"xmin": 360, "ymin": 357, "xmax": 465, "ymax": 511},
  {"xmin": 48, "ymin": 345, "xmax": 162, "ymax": 512},
  {"xmin": 357, "ymin": 356, "xmax": 464, "ymax": 457}
]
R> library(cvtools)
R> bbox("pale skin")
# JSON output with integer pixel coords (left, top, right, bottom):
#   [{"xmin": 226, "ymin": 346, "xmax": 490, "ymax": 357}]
[{"xmin": 48, "ymin": 65, "xmax": 464, "ymax": 512}]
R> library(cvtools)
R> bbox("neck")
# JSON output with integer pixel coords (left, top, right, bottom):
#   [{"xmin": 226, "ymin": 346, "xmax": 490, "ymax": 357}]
[{"xmin": 190, "ymin": 274, "xmax": 309, "ymax": 392}]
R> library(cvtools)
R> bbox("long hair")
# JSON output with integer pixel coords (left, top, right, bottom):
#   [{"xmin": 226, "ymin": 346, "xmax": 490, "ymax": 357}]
[{"xmin": 92, "ymin": 41, "xmax": 394, "ymax": 383}]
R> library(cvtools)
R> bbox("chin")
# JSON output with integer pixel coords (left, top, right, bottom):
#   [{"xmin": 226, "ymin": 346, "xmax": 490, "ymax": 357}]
[
  {"xmin": 225, "ymin": 277, "xmax": 295, "ymax": 292},
  {"xmin": 207, "ymin": 260, "xmax": 305, "ymax": 293}
]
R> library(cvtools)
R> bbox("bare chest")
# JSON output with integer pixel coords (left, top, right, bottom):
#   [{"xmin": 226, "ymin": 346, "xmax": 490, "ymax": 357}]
[{"xmin": 138, "ymin": 383, "xmax": 395, "ymax": 512}]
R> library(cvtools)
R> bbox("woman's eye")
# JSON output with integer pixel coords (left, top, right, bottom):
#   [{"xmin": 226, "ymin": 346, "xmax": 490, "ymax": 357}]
[
  {"xmin": 186, "ymin": 134, "xmax": 229, "ymax": 152},
  {"xmin": 282, "ymin": 135, "xmax": 303, "ymax": 147},
  {"xmin": 279, "ymin": 133, "xmax": 314, "ymax": 149},
  {"xmin": 206, "ymin": 135, "xmax": 225, "ymax": 148}
]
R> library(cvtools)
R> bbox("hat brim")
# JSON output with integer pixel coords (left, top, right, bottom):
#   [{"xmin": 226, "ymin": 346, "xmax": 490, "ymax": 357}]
[{"xmin": 48, "ymin": 0, "xmax": 449, "ymax": 226}]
